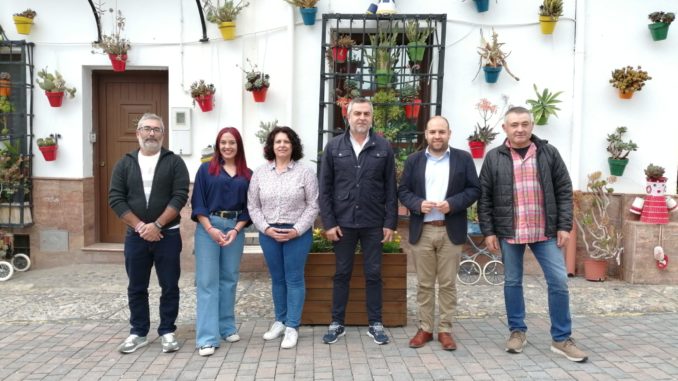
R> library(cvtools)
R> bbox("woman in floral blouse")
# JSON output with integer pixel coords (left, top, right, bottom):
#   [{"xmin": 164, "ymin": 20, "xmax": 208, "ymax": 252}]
[{"xmin": 248, "ymin": 126, "xmax": 319, "ymax": 349}]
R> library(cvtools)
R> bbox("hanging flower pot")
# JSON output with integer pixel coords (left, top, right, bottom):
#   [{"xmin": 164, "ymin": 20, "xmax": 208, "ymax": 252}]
[
  {"xmin": 468, "ymin": 141, "xmax": 486, "ymax": 159},
  {"xmin": 583, "ymin": 259, "xmax": 608, "ymax": 281},
  {"xmin": 648, "ymin": 23, "xmax": 670, "ymax": 41},
  {"xmin": 406, "ymin": 42, "xmax": 426, "ymax": 63},
  {"xmin": 332, "ymin": 47, "xmax": 348, "ymax": 63},
  {"xmin": 45, "ymin": 91, "xmax": 65, "ymax": 108},
  {"xmin": 474, "ymin": 0, "xmax": 490, "ymax": 13},
  {"xmin": 608, "ymin": 158, "xmax": 629, "ymax": 176},
  {"xmin": 336, "ymin": 97, "xmax": 350, "ymax": 118},
  {"xmin": 618, "ymin": 89, "xmax": 634, "ymax": 99},
  {"xmin": 539, "ymin": 16, "xmax": 558, "ymax": 34},
  {"xmin": 108, "ymin": 54, "xmax": 128, "ymax": 72},
  {"xmin": 374, "ymin": 69, "xmax": 394, "ymax": 88},
  {"xmin": 535, "ymin": 114, "xmax": 549, "ymax": 126},
  {"xmin": 404, "ymin": 99, "xmax": 422, "ymax": 119},
  {"xmin": 13, "ymin": 16, "xmax": 34, "ymax": 35},
  {"xmin": 299, "ymin": 7, "xmax": 317, "ymax": 26},
  {"xmin": 483, "ymin": 66, "xmax": 502, "ymax": 83},
  {"xmin": 0, "ymin": 74, "xmax": 11, "ymax": 97},
  {"xmin": 219, "ymin": 21, "xmax": 236, "ymax": 40},
  {"xmin": 38, "ymin": 145, "xmax": 57, "ymax": 161},
  {"xmin": 251, "ymin": 87, "xmax": 268, "ymax": 103},
  {"xmin": 194, "ymin": 94, "xmax": 214, "ymax": 112}
]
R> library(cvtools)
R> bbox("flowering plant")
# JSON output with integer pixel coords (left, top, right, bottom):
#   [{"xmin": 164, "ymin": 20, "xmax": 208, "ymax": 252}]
[
  {"xmin": 239, "ymin": 59, "xmax": 270, "ymax": 92},
  {"xmin": 467, "ymin": 98, "xmax": 500, "ymax": 144},
  {"xmin": 310, "ymin": 228, "xmax": 402, "ymax": 253}
]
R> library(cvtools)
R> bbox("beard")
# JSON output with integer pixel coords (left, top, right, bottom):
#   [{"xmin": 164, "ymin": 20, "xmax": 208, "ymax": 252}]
[{"xmin": 141, "ymin": 138, "xmax": 161, "ymax": 154}]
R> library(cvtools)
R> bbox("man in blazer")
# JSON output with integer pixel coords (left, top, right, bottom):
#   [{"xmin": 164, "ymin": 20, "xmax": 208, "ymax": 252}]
[{"xmin": 398, "ymin": 116, "xmax": 480, "ymax": 350}]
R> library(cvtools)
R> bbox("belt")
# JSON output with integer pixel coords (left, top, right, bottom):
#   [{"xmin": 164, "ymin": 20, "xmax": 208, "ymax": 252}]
[
  {"xmin": 210, "ymin": 210, "xmax": 241, "ymax": 219},
  {"xmin": 423, "ymin": 220, "xmax": 445, "ymax": 227}
]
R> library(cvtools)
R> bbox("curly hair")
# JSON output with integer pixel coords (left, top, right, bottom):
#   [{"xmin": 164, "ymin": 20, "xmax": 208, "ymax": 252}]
[{"xmin": 263, "ymin": 126, "xmax": 304, "ymax": 162}]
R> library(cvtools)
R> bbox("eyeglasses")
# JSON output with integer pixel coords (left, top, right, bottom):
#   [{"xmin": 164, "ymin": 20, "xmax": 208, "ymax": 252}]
[{"xmin": 138, "ymin": 126, "xmax": 164, "ymax": 134}]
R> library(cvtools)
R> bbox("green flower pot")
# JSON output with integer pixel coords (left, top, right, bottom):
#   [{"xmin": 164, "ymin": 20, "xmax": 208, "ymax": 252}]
[
  {"xmin": 648, "ymin": 22, "xmax": 670, "ymax": 41},
  {"xmin": 406, "ymin": 41, "xmax": 425, "ymax": 62},
  {"xmin": 608, "ymin": 158, "xmax": 629, "ymax": 176}
]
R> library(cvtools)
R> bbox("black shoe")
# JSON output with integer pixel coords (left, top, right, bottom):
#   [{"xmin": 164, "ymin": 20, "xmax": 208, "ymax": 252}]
[
  {"xmin": 322, "ymin": 322, "xmax": 345, "ymax": 344},
  {"xmin": 367, "ymin": 322, "xmax": 389, "ymax": 345}
]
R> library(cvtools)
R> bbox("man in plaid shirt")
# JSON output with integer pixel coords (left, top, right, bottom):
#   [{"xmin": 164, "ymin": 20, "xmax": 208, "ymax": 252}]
[{"xmin": 478, "ymin": 106, "xmax": 587, "ymax": 363}]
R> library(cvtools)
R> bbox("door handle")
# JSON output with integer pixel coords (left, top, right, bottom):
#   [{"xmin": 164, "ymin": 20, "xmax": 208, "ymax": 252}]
[{"xmin": 100, "ymin": 161, "xmax": 105, "ymax": 167}]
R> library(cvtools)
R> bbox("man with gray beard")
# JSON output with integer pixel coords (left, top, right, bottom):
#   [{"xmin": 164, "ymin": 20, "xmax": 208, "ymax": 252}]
[{"xmin": 109, "ymin": 113, "xmax": 189, "ymax": 354}]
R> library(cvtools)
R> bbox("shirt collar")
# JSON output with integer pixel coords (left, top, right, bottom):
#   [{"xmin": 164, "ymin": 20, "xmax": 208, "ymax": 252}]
[
  {"xmin": 267, "ymin": 160, "xmax": 296, "ymax": 170},
  {"xmin": 424, "ymin": 146, "xmax": 450, "ymax": 161}
]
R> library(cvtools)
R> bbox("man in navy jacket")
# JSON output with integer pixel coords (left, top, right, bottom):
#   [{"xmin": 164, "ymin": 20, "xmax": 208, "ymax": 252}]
[
  {"xmin": 319, "ymin": 98, "xmax": 398, "ymax": 345},
  {"xmin": 398, "ymin": 116, "xmax": 480, "ymax": 350}
]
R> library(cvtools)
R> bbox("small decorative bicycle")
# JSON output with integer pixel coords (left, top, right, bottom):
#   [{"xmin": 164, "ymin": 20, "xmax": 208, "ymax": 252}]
[
  {"xmin": 0, "ymin": 231, "xmax": 31, "ymax": 281},
  {"xmin": 458, "ymin": 232, "xmax": 504, "ymax": 286}
]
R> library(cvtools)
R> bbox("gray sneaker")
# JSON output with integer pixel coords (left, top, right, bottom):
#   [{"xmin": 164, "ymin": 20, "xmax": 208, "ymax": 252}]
[
  {"xmin": 161, "ymin": 333, "xmax": 180, "ymax": 353},
  {"xmin": 118, "ymin": 334, "xmax": 148, "ymax": 354},
  {"xmin": 551, "ymin": 338, "xmax": 588, "ymax": 362},
  {"xmin": 505, "ymin": 330, "xmax": 527, "ymax": 353}
]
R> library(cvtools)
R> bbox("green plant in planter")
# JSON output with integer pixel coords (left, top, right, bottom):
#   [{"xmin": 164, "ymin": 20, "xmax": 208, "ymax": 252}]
[
  {"xmin": 372, "ymin": 89, "xmax": 403, "ymax": 140},
  {"xmin": 525, "ymin": 84, "xmax": 562, "ymax": 125},
  {"xmin": 644, "ymin": 163, "xmax": 666, "ymax": 181},
  {"xmin": 0, "ymin": 96, "xmax": 14, "ymax": 136},
  {"xmin": 282, "ymin": 0, "xmax": 319, "ymax": 8},
  {"xmin": 366, "ymin": 31, "xmax": 400, "ymax": 88},
  {"xmin": 311, "ymin": 228, "xmax": 334, "ymax": 252},
  {"xmin": 202, "ymin": 0, "xmax": 250, "ymax": 23},
  {"xmin": 405, "ymin": 20, "xmax": 432, "ymax": 63},
  {"xmin": 476, "ymin": 28, "xmax": 519, "ymax": 82},
  {"xmin": 256, "ymin": 119, "xmax": 279, "ymax": 144},
  {"xmin": 539, "ymin": 0, "xmax": 563, "ymax": 20},
  {"xmin": 190, "ymin": 80, "xmax": 216, "ymax": 98},
  {"xmin": 36, "ymin": 136, "xmax": 57, "ymax": 147},
  {"xmin": 238, "ymin": 59, "xmax": 270, "ymax": 92},
  {"xmin": 399, "ymin": 84, "xmax": 420, "ymax": 103},
  {"xmin": 92, "ymin": 9, "xmax": 131, "ymax": 56},
  {"xmin": 467, "ymin": 98, "xmax": 500, "ymax": 144},
  {"xmin": 606, "ymin": 126, "xmax": 637, "ymax": 176},
  {"xmin": 0, "ymin": 142, "xmax": 28, "ymax": 203},
  {"xmin": 609, "ymin": 65, "xmax": 651, "ymax": 96},
  {"xmin": 335, "ymin": 80, "xmax": 361, "ymax": 115},
  {"xmin": 14, "ymin": 9, "xmax": 37, "ymax": 19},
  {"xmin": 648, "ymin": 11, "xmax": 675, "ymax": 41},
  {"xmin": 36, "ymin": 68, "xmax": 77, "ymax": 98}
]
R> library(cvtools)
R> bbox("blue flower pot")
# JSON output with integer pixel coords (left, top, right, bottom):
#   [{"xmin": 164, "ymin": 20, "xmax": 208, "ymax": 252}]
[
  {"xmin": 483, "ymin": 66, "xmax": 502, "ymax": 83},
  {"xmin": 474, "ymin": 0, "xmax": 490, "ymax": 13},
  {"xmin": 300, "ymin": 7, "xmax": 317, "ymax": 26}
]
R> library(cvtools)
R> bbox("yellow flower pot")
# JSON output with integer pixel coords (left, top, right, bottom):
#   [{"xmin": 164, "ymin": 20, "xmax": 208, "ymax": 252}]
[
  {"xmin": 219, "ymin": 21, "xmax": 236, "ymax": 40},
  {"xmin": 13, "ymin": 16, "xmax": 34, "ymax": 35},
  {"xmin": 539, "ymin": 15, "xmax": 558, "ymax": 35}
]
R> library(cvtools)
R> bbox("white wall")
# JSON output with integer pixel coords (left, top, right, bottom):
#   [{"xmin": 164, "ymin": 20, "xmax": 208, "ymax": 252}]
[{"xmin": 1, "ymin": 0, "xmax": 676, "ymax": 193}]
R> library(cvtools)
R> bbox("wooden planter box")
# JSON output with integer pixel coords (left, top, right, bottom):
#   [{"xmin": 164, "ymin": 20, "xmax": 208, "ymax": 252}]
[{"xmin": 302, "ymin": 252, "xmax": 407, "ymax": 327}]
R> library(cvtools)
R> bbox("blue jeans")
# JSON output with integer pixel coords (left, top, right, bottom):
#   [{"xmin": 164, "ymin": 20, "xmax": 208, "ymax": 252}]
[
  {"xmin": 194, "ymin": 216, "xmax": 244, "ymax": 348},
  {"xmin": 331, "ymin": 227, "xmax": 383, "ymax": 325},
  {"xmin": 259, "ymin": 224, "xmax": 312, "ymax": 329},
  {"xmin": 124, "ymin": 228, "xmax": 182, "ymax": 337},
  {"xmin": 500, "ymin": 238, "xmax": 572, "ymax": 341}
]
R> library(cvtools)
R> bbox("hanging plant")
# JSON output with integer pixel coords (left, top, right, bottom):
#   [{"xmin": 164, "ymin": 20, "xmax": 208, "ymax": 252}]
[
  {"xmin": 13, "ymin": 9, "xmax": 37, "ymax": 35},
  {"xmin": 282, "ymin": 0, "xmax": 320, "ymax": 26},
  {"xmin": 238, "ymin": 59, "xmax": 270, "ymax": 102},
  {"xmin": 609, "ymin": 65, "xmax": 651, "ymax": 99},
  {"xmin": 476, "ymin": 28, "xmax": 519, "ymax": 83},
  {"xmin": 190, "ymin": 80, "xmax": 216, "ymax": 112},
  {"xmin": 36, "ymin": 68, "xmax": 77, "ymax": 108},
  {"xmin": 202, "ymin": 0, "xmax": 250, "ymax": 40},
  {"xmin": 92, "ymin": 8, "xmax": 132, "ymax": 72}
]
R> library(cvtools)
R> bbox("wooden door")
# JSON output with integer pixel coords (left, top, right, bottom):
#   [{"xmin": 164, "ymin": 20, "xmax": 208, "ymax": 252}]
[{"xmin": 93, "ymin": 71, "xmax": 169, "ymax": 243}]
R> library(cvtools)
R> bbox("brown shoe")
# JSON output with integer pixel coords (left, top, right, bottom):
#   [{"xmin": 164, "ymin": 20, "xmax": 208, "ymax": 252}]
[
  {"xmin": 438, "ymin": 332, "xmax": 457, "ymax": 351},
  {"xmin": 409, "ymin": 329, "xmax": 433, "ymax": 348}
]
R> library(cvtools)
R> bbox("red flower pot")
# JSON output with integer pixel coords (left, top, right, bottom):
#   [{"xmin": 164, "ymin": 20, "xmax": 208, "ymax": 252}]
[
  {"xmin": 332, "ymin": 47, "xmax": 348, "ymax": 63},
  {"xmin": 108, "ymin": 54, "xmax": 128, "ymax": 72},
  {"xmin": 194, "ymin": 93, "xmax": 214, "ymax": 112},
  {"xmin": 39, "ymin": 145, "xmax": 58, "ymax": 161},
  {"xmin": 251, "ymin": 87, "xmax": 268, "ymax": 103},
  {"xmin": 404, "ymin": 99, "xmax": 422, "ymax": 119},
  {"xmin": 468, "ymin": 141, "xmax": 486, "ymax": 159},
  {"xmin": 45, "ymin": 91, "xmax": 65, "ymax": 107}
]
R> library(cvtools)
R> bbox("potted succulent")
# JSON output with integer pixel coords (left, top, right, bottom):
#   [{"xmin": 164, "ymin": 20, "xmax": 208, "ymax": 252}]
[
  {"xmin": 36, "ymin": 68, "xmax": 77, "ymax": 108},
  {"xmin": 525, "ymin": 84, "xmax": 563, "ymax": 125},
  {"xmin": 239, "ymin": 59, "xmax": 270, "ymax": 102},
  {"xmin": 92, "ymin": 10, "xmax": 131, "ymax": 72},
  {"xmin": 476, "ymin": 29, "xmax": 519, "ymax": 83},
  {"xmin": 399, "ymin": 84, "xmax": 422, "ymax": 120},
  {"xmin": 0, "ymin": 73, "xmax": 10, "ymax": 98},
  {"xmin": 202, "ymin": 0, "xmax": 249, "ymax": 40},
  {"xmin": 366, "ymin": 31, "xmax": 400, "ymax": 88},
  {"xmin": 283, "ymin": 0, "xmax": 320, "ymax": 26},
  {"xmin": 335, "ymin": 80, "xmax": 360, "ymax": 119},
  {"xmin": 538, "ymin": 0, "xmax": 563, "ymax": 35},
  {"xmin": 609, "ymin": 65, "xmax": 651, "ymax": 99},
  {"xmin": 573, "ymin": 172, "xmax": 622, "ymax": 281},
  {"xmin": 13, "ymin": 9, "xmax": 36, "ymax": 35},
  {"xmin": 190, "ymin": 80, "xmax": 216, "ymax": 112},
  {"xmin": 330, "ymin": 34, "xmax": 355, "ymax": 64},
  {"xmin": 405, "ymin": 20, "xmax": 432, "ymax": 63},
  {"xmin": 648, "ymin": 11, "xmax": 675, "ymax": 41},
  {"xmin": 373, "ymin": 89, "xmax": 403, "ymax": 140},
  {"xmin": 0, "ymin": 96, "xmax": 14, "ymax": 136},
  {"xmin": 0, "ymin": 142, "xmax": 29, "ymax": 209},
  {"xmin": 36, "ymin": 134, "xmax": 59, "ymax": 162},
  {"xmin": 606, "ymin": 126, "xmax": 638, "ymax": 176},
  {"xmin": 467, "ymin": 98, "xmax": 500, "ymax": 158}
]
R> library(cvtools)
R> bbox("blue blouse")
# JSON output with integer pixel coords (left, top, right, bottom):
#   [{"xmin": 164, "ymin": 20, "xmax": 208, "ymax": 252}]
[{"xmin": 190, "ymin": 161, "xmax": 250, "ymax": 223}]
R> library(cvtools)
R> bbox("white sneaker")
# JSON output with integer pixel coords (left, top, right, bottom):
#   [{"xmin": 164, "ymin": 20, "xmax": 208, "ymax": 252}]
[
  {"xmin": 281, "ymin": 327, "xmax": 298, "ymax": 349},
  {"xmin": 198, "ymin": 345, "xmax": 215, "ymax": 356},
  {"xmin": 224, "ymin": 333, "xmax": 240, "ymax": 343},
  {"xmin": 263, "ymin": 321, "xmax": 286, "ymax": 341}
]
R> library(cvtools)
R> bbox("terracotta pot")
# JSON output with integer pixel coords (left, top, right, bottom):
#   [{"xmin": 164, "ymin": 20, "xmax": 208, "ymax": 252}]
[
  {"xmin": 219, "ymin": 21, "xmax": 236, "ymax": 40},
  {"xmin": 108, "ymin": 54, "xmax": 127, "ymax": 72},
  {"xmin": 468, "ymin": 141, "xmax": 486, "ymax": 159},
  {"xmin": 45, "ymin": 91, "xmax": 65, "ymax": 107},
  {"xmin": 38, "ymin": 145, "xmax": 58, "ymax": 161},
  {"xmin": 194, "ymin": 93, "xmax": 214, "ymax": 112},
  {"xmin": 618, "ymin": 89, "xmax": 634, "ymax": 99},
  {"xmin": 0, "ymin": 79, "xmax": 11, "ymax": 97},
  {"xmin": 404, "ymin": 99, "xmax": 422, "ymax": 119},
  {"xmin": 583, "ymin": 259, "xmax": 608, "ymax": 282},
  {"xmin": 251, "ymin": 87, "xmax": 268, "ymax": 102}
]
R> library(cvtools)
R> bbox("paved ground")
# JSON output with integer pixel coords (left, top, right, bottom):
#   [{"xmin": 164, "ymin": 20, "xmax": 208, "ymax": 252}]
[{"xmin": 0, "ymin": 264, "xmax": 677, "ymax": 380}]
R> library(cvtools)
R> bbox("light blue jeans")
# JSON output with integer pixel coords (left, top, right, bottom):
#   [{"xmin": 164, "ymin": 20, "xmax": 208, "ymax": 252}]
[
  {"xmin": 259, "ymin": 224, "xmax": 312, "ymax": 329},
  {"xmin": 194, "ymin": 215, "xmax": 244, "ymax": 348},
  {"xmin": 500, "ymin": 238, "xmax": 572, "ymax": 342}
]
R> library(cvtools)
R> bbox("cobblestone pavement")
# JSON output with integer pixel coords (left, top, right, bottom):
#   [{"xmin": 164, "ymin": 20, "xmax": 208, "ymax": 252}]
[{"xmin": 0, "ymin": 264, "xmax": 677, "ymax": 380}]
